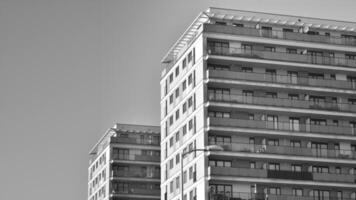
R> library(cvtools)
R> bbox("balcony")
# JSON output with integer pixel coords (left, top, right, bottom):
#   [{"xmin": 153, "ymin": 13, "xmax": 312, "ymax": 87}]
[
  {"xmin": 204, "ymin": 23, "xmax": 356, "ymax": 47},
  {"xmin": 208, "ymin": 69, "xmax": 356, "ymax": 91},
  {"xmin": 209, "ymin": 192, "xmax": 354, "ymax": 200},
  {"xmin": 207, "ymin": 93, "xmax": 356, "ymax": 113},
  {"xmin": 208, "ymin": 140, "xmax": 356, "ymax": 160},
  {"xmin": 111, "ymin": 188, "xmax": 160, "ymax": 196},
  {"xmin": 208, "ymin": 117, "xmax": 356, "ymax": 136},
  {"xmin": 112, "ymin": 154, "xmax": 160, "ymax": 162},
  {"xmin": 110, "ymin": 136, "xmax": 160, "ymax": 146},
  {"xmin": 209, "ymin": 167, "xmax": 356, "ymax": 183},
  {"xmin": 111, "ymin": 170, "xmax": 160, "ymax": 179},
  {"xmin": 207, "ymin": 46, "xmax": 356, "ymax": 68}
]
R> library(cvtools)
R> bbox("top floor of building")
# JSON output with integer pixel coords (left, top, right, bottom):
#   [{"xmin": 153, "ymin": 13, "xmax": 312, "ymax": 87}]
[
  {"xmin": 88, "ymin": 123, "xmax": 160, "ymax": 166},
  {"xmin": 161, "ymin": 7, "xmax": 356, "ymax": 76}
]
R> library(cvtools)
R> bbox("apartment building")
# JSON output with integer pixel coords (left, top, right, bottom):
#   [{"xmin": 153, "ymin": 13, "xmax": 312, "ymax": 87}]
[
  {"xmin": 160, "ymin": 7, "xmax": 356, "ymax": 200},
  {"xmin": 88, "ymin": 124, "xmax": 160, "ymax": 200}
]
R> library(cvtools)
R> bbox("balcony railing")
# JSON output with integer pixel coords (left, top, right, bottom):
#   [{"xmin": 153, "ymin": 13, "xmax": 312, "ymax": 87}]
[
  {"xmin": 209, "ymin": 192, "xmax": 355, "ymax": 200},
  {"xmin": 207, "ymin": 93, "xmax": 356, "ymax": 113},
  {"xmin": 209, "ymin": 167, "xmax": 356, "ymax": 183},
  {"xmin": 110, "ymin": 136, "xmax": 160, "ymax": 146},
  {"xmin": 111, "ymin": 188, "xmax": 160, "ymax": 196},
  {"xmin": 111, "ymin": 170, "xmax": 160, "ymax": 179},
  {"xmin": 204, "ymin": 23, "xmax": 356, "ymax": 47},
  {"xmin": 208, "ymin": 140, "xmax": 356, "ymax": 160},
  {"xmin": 112, "ymin": 154, "xmax": 160, "ymax": 162},
  {"xmin": 208, "ymin": 69, "xmax": 356, "ymax": 90},
  {"xmin": 208, "ymin": 117, "xmax": 356, "ymax": 136},
  {"xmin": 207, "ymin": 46, "xmax": 356, "ymax": 68}
]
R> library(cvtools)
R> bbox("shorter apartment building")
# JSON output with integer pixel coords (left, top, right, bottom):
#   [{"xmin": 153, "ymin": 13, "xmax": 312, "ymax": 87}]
[{"xmin": 88, "ymin": 123, "xmax": 161, "ymax": 200}]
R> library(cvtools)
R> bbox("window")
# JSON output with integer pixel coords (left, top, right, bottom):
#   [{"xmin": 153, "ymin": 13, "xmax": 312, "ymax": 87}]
[
  {"xmin": 264, "ymin": 46, "xmax": 276, "ymax": 52},
  {"xmin": 266, "ymin": 92, "xmax": 277, "ymax": 98},
  {"xmin": 183, "ymin": 171, "xmax": 187, "ymax": 183},
  {"xmin": 182, "ymin": 102, "xmax": 187, "ymax": 113},
  {"xmin": 249, "ymin": 114, "xmax": 254, "ymax": 120},
  {"xmin": 290, "ymin": 140, "xmax": 301, "ymax": 148},
  {"xmin": 208, "ymin": 136, "xmax": 231, "ymax": 145},
  {"xmin": 188, "ymin": 74, "xmax": 193, "ymax": 85},
  {"xmin": 349, "ymin": 98, "xmax": 356, "ymax": 105},
  {"xmin": 292, "ymin": 164, "xmax": 302, "ymax": 172},
  {"xmin": 312, "ymin": 166, "xmax": 329, "ymax": 173},
  {"xmin": 182, "ymin": 58, "xmax": 187, "ymax": 69},
  {"xmin": 182, "ymin": 80, "xmax": 187, "ymax": 91},
  {"xmin": 293, "ymin": 188, "xmax": 303, "ymax": 196},
  {"xmin": 261, "ymin": 26, "xmax": 273, "ymax": 37},
  {"xmin": 176, "ymin": 176, "xmax": 180, "ymax": 189},
  {"xmin": 268, "ymin": 163, "xmax": 280, "ymax": 171},
  {"xmin": 175, "ymin": 110, "xmax": 179, "ymax": 120},
  {"xmin": 266, "ymin": 115, "xmax": 278, "ymax": 129},
  {"xmin": 169, "ymin": 158, "xmax": 174, "ymax": 169},
  {"xmin": 209, "ymin": 160, "xmax": 232, "ymax": 167},
  {"xmin": 170, "ymin": 181, "xmax": 173, "ymax": 193},
  {"xmin": 175, "ymin": 88, "xmax": 179, "ymax": 98},
  {"xmin": 188, "ymin": 119, "xmax": 193, "ymax": 130},
  {"xmin": 169, "ymin": 115, "xmax": 173, "ymax": 126},
  {"xmin": 309, "ymin": 73, "xmax": 324, "ymax": 79},
  {"xmin": 169, "ymin": 73, "xmax": 174, "ymax": 83},
  {"xmin": 208, "ymin": 111, "xmax": 230, "ymax": 118},
  {"xmin": 311, "ymin": 118, "xmax": 327, "ymax": 125},
  {"xmin": 215, "ymin": 21, "xmax": 227, "ymax": 25},
  {"xmin": 188, "ymin": 51, "xmax": 193, "ymax": 63},
  {"xmin": 169, "ymin": 94, "xmax": 173, "ymax": 104},
  {"xmin": 289, "ymin": 117, "xmax": 300, "ymax": 131},
  {"xmin": 208, "ymin": 41, "xmax": 229, "ymax": 55},
  {"xmin": 176, "ymin": 153, "xmax": 180, "ymax": 164},
  {"xmin": 335, "ymin": 167, "xmax": 341, "ymax": 174},
  {"xmin": 188, "ymin": 97, "xmax": 193, "ymax": 107},
  {"xmin": 175, "ymin": 67, "xmax": 179, "ymax": 77},
  {"xmin": 287, "ymin": 48, "xmax": 297, "ymax": 54},
  {"xmin": 233, "ymin": 23, "xmax": 244, "ymax": 27},
  {"xmin": 182, "ymin": 124, "xmax": 187, "ymax": 135},
  {"xmin": 169, "ymin": 137, "xmax": 174, "ymax": 147},
  {"xmin": 346, "ymin": 54, "xmax": 356, "ymax": 60},
  {"xmin": 283, "ymin": 28, "xmax": 294, "ymax": 33},
  {"xmin": 189, "ymin": 166, "xmax": 193, "ymax": 179},
  {"xmin": 268, "ymin": 139, "xmax": 279, "ymax": 146},
  {"xmin": 208, "ymin": 63, "xmax": 230, "ymax": 71},
  {"xmin": 241, "ymin": 67, "xmax": 253, "ymax": 72},
  {"xmin": 175, "ymin": 131, "xmax": 180, "ymax": 142},
  {"xmin": 209, "ymin": 184, "xmax": 232, "ymax": 197},
  {"xmin": 311, "ymin": 190, "xmax": 330, "ymax": 200},
  {"xmin": 250, "ymin": 162, "xmax": 256, "ymax": 169},
  {"xmin": 266, "ymin": 187, "xmax": 281, "ymax": 195}
]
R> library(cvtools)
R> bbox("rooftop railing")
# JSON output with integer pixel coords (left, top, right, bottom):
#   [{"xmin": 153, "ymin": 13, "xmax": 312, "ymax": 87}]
[
  {"xmin": 204, "ymin": 23, "xmax": 356, "ymax": 47},
  {"xmin": 208, "ymin": 69, "xmax": 356, "ymax": 90},
  {"xmin": 207, "ymin": 46, "xmax": 356, "ymax": 68},
  {"xmin": 208, "ymin": 140, "xmax": 356, "ymax": 160},
  {"xmin": 209, "ymin": 166, "xmax": 356, "ymax": 183},
  {"xmin": 207, "ymin": 92, "xmax": 356, "ymax": 113},
  {"xmin": 208, "ymin": 117, "xmax": 356, "ymax": 136},
  {"xmin": 209, "ymin": 192, "xmax": 356, "ymax": 200}
]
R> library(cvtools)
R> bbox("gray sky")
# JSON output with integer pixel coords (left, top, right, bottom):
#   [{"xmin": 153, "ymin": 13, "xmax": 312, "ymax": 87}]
[{"xmin": 1, "ymin": 0, "xmax": 356, "ymax": 200}]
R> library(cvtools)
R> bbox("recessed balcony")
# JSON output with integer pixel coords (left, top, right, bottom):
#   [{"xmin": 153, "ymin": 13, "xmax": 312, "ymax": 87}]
[
  {"xmin": 111, "ymin": 170, "xmax": 160, "ymax": 180},
  {"xmin": 208, "ymin": 140, "xmax": 356, "ymax": 160},
  {"xmin": 207, "ymin": 47, "xmax": 356, "ymax": 68},
  {"xmin": 208, "ymin": 117, "xmax": 356, "ymax": 137},
  {"xmin": 209, "ymin": 166, "xmax": 356, "ymax": 183},
  {"xmin": 207, "ymin": 93, "xmax": 356, "ymax": 114},
  {"xmin": 208, "ymin": 69, "xmax": 356, "ymax": 91},
  {"xmin": 110, "ymin": 137, "xmax": 160, "ymax": 146},
  {"xmin": 204, "ymin": 24, "xmax": 356, "ymax": 47},
  {"xmin": 111, "ymin": 154, "xmax": 160, "ymax": 163}
]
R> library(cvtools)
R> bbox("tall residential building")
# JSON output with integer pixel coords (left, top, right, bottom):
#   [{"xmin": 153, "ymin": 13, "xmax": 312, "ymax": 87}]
[
  {"xmin": 160, "ymin": 7, "xmax": 356, "ymax": 200},
  {"xmin": 88, "ymin": 123, "xmax": 161, "ymax": 200}
]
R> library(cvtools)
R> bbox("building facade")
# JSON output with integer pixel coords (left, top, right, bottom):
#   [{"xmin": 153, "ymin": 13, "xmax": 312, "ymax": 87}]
[
  {"xmin": 160, "ymin": 7, "xmax": 356, "ymax": 200},
  {"xmin": 88, "ymin": 124, "xmax": 161, "ymax": 200}
]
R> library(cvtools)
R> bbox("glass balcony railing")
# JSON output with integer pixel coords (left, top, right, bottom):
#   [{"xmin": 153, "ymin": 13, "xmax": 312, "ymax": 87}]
[
  {"xmin": 208, "ymin": 117, "xmax": 356, "ymax": 136},
  {"xmin": 209, "ymin": 192, "xmax": 355, "ymax": 200},
  {"xmin": 111, "ymin": 170, "xmax": 160, "ymax": 179},
  {"xmin": 204, "ymin": 23, "xmax": 356, "ymax": 47},
  {"xmin": 112, "ymin": 154, "xmax": 160, "ymax": 162},
  {"xmin": 208, "ymin": 70, "xmax": 356, "ymax": 90},
  {"xmin": 209, "ymin": 167, "xmax": 356, "ymax": 183},
  {"xmin": 208, "ymin": 140, "xmax": 356, "ymax": 160},
  {"xmin": 207, "ymin": 93, "xmax": 356, "ymax": 113},
  {"xmin": 111, "ymin": 188, "xmax": 160, "ymax": 196},
  {"xmin": 207, "ymin": 46, "xmax": 356, "ymax": 68}
]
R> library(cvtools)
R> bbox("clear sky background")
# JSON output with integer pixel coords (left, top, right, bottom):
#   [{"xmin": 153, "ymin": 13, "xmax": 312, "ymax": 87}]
[{"xmin": 1, "ymin": 0, "xmax": 356, "ymax": 200}]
